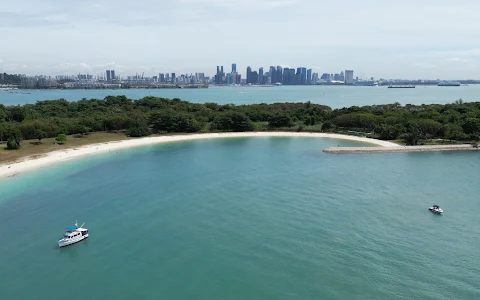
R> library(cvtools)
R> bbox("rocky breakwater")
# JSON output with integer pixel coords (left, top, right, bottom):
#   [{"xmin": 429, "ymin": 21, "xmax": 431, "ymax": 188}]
[{"xmin": 323, "ymin": 144, "xmax": 480, "ymax": 154}]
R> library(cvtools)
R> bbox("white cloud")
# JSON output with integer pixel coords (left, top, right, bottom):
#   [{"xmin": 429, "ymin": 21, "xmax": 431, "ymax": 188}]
[{"xmin": 1, "ymin": 0, "xmax": 480, "ymax": 79}]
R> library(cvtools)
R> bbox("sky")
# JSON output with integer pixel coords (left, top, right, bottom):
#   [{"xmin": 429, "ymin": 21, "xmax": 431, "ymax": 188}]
[{"xmin": 1, "ymin": 0, "xmax": 479, "ymax": 79}]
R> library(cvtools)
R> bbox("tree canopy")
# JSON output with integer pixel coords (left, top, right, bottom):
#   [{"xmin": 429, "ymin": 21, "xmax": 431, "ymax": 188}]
[{"xmin": 0, "ymin": 95, "xmax": 479, "ymax": 148}]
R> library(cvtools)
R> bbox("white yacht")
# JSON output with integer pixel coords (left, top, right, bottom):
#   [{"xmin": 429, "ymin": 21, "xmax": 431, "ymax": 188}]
[
  {"xmin": 58, "ymin": 221, "xmax": 89, "ymax": 248},
  {"xmin": 428, "ymin": 205, "xmax": 443, "ymax": 214}
]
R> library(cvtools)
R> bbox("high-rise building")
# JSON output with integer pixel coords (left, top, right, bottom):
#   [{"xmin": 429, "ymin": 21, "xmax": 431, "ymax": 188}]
[
  {"xmin": 275, "ymin": 66, "xmax": 283, "ymax": 84},
  {"xmin": 345, "ymin": 70, "xmax": 354, "ymax": 84},
  {"xmin": 296, "ymin": 68, "xmax": 302, "ymax": 85},
  {"xmin": 307, "ymin": 69, "xmax": 312, "ymax": 85},
  {"xmin": 171, "ymin": 73, "xmax": 176, "ymax": 84},
  {"xmin": 259, "ymin": 67, "xmax": 264, "ymax": 84},
  {"xmin": 215, "ymin": 66, "xmax": 225, "ymax": 84},
  {"xmin": 312, "ymin": 73, "xmax": 319, "ymax": 84},
  {"xmin": 159, "ymin": 73, "xmax": 165, "ymax": 82},
  {"xmin": 251, "ymin": 71, "xmax": 258, "ymax": 84},
  {"xmin": 281, "ymin": 68, "xmax": 295, "ymax": 85},
  {"xmin": 321, "ymin": 73, "xmax": 331, "ymax": 81},
  {"xmin": 339, "ymin": 71, "xmax": 345, "ymax": 82},
  {"xmin": 300, "ymin": 67, "xmax": 307, "ymax": 85},
  {"xmin": 111, "ymin": 70, "xmax": 116, "ymax": 81},
  {"xmin": 269, "ymin": 66, "xmax": 276, "ymax": 85},
  {"xmin": 106, "ymin": 70, "xmax": 111, "ymax": 81},
  {"xmin": 246, "ymin": 66, "xmax": 252, "ymax": 84},
  {"xmin": 282, "ymin": 68, "xmax": 290, "ymax": 84},
  {"xmin": 232, "ymin": 63, "xmax": 236, "ymax": 73}
]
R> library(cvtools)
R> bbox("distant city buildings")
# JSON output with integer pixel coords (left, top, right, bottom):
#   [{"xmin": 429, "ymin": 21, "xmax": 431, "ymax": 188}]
[
  {"xmin": 211, "ymin": 64, "xmax": 355, "ymax": 86},
  {"xmin": 345, "ymin": 70, "xmax": 354, "ymax": 85},
  {"xmin": 5, "ymin": 62, "xmax": 361, "ymax": 89},
  {"xmin": 105, "ymin": 70, "xmax": 116, "ymax": 82}
]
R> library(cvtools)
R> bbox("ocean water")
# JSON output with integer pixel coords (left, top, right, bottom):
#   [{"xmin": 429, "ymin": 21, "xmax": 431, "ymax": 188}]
[
  {"xmin": 0, "ymin": 137, "xmax": 479, "ymax": 300},
  {"xmin": 1, "ymin": 85, "xmax": 479, "ymax": 108}
]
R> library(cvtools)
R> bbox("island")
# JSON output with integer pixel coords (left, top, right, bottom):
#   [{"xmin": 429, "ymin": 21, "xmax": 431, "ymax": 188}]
[{"xmin": 0, "ymin": 96, "xmax": 479, "ymax": 177}]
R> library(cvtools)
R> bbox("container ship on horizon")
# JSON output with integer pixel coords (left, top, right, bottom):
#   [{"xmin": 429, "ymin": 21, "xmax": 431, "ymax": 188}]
[{"xmin": 438, "ymin": 81, "xmax": 461, "ymax": 86}]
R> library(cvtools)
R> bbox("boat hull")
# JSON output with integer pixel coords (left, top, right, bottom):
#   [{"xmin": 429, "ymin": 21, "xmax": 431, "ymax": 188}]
[
  {"xmin": 58, "ymin": 235, "xmax": 88, "ymax": 248},
  {"xmin": 428, "ymin": 208, "xmax": 443, "ymax": 214}
]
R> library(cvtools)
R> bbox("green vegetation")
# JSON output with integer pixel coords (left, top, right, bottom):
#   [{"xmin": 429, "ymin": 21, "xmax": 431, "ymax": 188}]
[
  {"xmin": 55, "ymin": 134, "xmax": 67, "ymax": 144},
  {"xmin": 0, "ymin": 96, "xmax": 479, "ymax": 153}
]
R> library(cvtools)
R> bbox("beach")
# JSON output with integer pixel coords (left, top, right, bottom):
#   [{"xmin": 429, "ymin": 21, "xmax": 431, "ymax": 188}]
[{"xmin": 0, "ymin": 132, "xmax": 398, "ymax": 179}]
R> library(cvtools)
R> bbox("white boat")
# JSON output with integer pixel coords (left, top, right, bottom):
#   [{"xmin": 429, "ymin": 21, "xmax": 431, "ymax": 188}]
[
  {"xmin": 428, "ymin": 205, "xmax": 443, "ymax": 214},
  {"xmin": 58, "ymin": 221, "xmax": 89, "ymax": 247}
]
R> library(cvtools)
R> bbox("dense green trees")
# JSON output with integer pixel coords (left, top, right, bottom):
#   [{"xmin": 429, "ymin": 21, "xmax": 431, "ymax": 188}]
[
  {"xmin": 211, "ymin": 111, "xmax": 254, "ymax": 132},
  {"xmin": 56, "ymin": 134, "xmax": 67, "ymax": 144},
  {"xmin": 0, "ymin": 95, "xmax": 479, "ymax": 149}
]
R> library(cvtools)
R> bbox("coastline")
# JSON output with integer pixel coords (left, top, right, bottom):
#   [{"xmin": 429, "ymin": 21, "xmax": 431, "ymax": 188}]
[{"xmin": 0, "ymin": 132, "xmax": 398, "ymax": 179}]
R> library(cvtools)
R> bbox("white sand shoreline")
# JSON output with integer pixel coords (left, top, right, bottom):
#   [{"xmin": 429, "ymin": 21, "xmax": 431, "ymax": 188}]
[{"xmin": 0, "ymin": 132, "xmax": 399, "ymax": 179}]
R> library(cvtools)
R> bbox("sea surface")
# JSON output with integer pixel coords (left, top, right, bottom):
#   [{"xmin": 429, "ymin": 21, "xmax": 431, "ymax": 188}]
[
  {"xmin": 0, "ymin": 137, "xmax": 479, "ymax": 300},
  {"xmin": 1, "ymin": 85, "xmax": 479, "ymax": 108}
]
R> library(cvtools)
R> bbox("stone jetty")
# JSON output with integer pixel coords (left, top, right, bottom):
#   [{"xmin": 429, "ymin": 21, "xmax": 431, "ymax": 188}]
[{"xmin": 323, "ymin": 144, "xmax": 480, "ymax": 154}]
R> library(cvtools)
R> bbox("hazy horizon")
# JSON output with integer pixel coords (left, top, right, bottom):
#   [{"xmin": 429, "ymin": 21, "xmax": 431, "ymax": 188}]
[{"xmin": 1, "ymin": 0, "xmax": 479, "ymax": 79}]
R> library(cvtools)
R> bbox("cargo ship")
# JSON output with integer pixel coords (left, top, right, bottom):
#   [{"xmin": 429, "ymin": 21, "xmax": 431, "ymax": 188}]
[
  {"xmin": 354, "ymin": 80, "xmax": 378, "ymax": 86},
  {"xmin": 388, "ymin": 85, "xmax": 415, "ymax": 88},
  {"xmin": 438, "ymin": 81, "xmax": 461, "ymax": 86}
]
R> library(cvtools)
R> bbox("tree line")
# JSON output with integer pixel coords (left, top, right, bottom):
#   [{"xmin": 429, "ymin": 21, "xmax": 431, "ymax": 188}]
[{"xmin": 0, "ymin": 96, "xmax": 479, "ymax": 149}]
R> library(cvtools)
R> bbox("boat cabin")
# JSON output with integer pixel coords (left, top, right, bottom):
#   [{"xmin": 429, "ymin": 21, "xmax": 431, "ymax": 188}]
[{"xmin": 64, "ymin": 226, "xmax": 89, "ymax": 239}]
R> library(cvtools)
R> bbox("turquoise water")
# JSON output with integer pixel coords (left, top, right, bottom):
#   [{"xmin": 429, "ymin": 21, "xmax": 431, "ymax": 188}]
[
  {"xmin": 2, "ymin": 85, "xmax": 479, "ymax": 108},
  {"xmin": 0, "ymin": 137, "xmax": 479, "ymax": 300}
]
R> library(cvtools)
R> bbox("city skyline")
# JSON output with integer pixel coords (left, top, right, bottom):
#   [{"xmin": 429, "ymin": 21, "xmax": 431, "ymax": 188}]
[{"xmin": 1, "ymin": 0, "xmax": 479, "ymax": 79}]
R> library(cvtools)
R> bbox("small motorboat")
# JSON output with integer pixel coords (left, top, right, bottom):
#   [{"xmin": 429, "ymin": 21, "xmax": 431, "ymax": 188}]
[
  {"xmin": 58, "ymin": 221, "xmax": 89, "ymax": 248},
  {"xmin": 428, "ymin": 205, "xmax": 443, "ymax": 214}
]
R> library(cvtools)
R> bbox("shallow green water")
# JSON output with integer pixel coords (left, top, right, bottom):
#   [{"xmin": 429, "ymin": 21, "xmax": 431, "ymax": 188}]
[{"xmin": 0, "ymin": 137, "xmax": 479, "ymax": 300}]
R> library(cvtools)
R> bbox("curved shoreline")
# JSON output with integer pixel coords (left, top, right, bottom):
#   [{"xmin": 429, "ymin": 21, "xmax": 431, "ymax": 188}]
[{"xmin": 0, "ymin": 132, "xmax": 398, "ymax": 179}]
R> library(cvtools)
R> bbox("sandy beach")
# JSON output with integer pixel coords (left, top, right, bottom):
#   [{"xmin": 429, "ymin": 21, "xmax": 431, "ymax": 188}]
[{"xmin": 0, "ymin": 132, "xmax": 399, "ymax": 179}]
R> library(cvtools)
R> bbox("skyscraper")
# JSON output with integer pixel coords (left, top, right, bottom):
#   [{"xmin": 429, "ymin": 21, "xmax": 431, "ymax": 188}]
[
  {"xmin": 275, "ymin": 66, "xmax": 283, "ymax": 84},
  {"xmin": 282, "ymin": 68, "xmax": 295, "ymax": 85},
  {"xmin": 269, "ymin": 66, "xmax": 276, "ymax": 85},
  {"xmin": 296, "ymin": 68, "xmax": 302, "ymax": 85},
  {"xmin": 215, "ymin": 66, "xmax": 225, "ymax": 84},
  {"xmin": 232, "ymin": 63, "xmax": 237, "ymax": 73},
  {"xmin": 251, "ymin": 71, "xmax": 258, "ymax": 84},
  {"xmin": 110, "ymin": 70, "xmax": 116, "ymax": 81},
  {"xmin": 159, "ymin": 73, "xmax": 165, "ymax": 83},
  {"xmin": 312, "ymin": 73, "xmax": 319, "ymax": 84},
  {"xmin": 171, "ymin": 73, "xmax": 176, "ymax": 84},
  {"xmin": 259, "ymin": 67, "xmax": 264, "ymax": 84},
  {"xmin": 246, "ymin": 67, "xmax": 252, "ymax": 84},
  {"xmin": 300, "ymin": 67, "xmax": 307, "ymax": 85},
  {"xmin": 106, "ymin": 70, "xmax": 111, "ymax": 81},
  {"xmin": 283, "ymin": 68, "xmax": 289, "ymax": 84},
  {"xmin": 345, "ymin": 70, "xmax": 354, "ymax": 84},
  {"xmin": 306, "ymin": 69, "xmax": 312, "ymax": 85}
]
